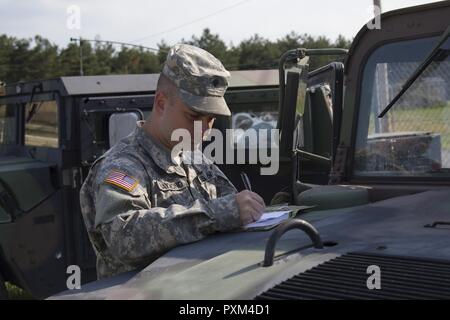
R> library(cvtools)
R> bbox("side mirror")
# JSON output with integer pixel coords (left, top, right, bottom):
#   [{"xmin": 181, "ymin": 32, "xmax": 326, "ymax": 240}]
[
  {"xmin": 305, "ymin": 62, "xmax": 344, "ymax": 159},
  {"xmin": 108, "ymin": 112, "xmax": 140, "ymax": 147}
]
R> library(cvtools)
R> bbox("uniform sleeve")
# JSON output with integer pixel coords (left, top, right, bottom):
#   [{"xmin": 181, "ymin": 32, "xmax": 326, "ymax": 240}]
[
  {"xmin": 92, "ymin": 158, "xmax": 241, "ymax": 269},
  {"xmin": 202, "ymin": 164, "xmax": 241, "ymax": 231}
]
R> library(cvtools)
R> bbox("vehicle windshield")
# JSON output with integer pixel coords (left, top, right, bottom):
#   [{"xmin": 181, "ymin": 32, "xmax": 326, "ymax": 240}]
[{"xmin": 355, "ymin": 35, "xmax": 450, "ymax": 177}]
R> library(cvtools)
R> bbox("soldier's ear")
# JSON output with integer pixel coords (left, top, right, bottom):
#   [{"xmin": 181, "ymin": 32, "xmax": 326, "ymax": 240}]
[{"xmin": 154, "ymin": 91, "xmax": 167, "ymax": 114}]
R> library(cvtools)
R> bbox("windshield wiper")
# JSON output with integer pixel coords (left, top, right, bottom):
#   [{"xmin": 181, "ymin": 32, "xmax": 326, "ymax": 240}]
[
  {"xmin": 25, "ymin": 83, "xmax": 43, "ymax": 123},
  {"xmin": 378, "ymin": 25, "xmax": 450, "ymax": 118},
  {"xmin": 26, "ymin": 101, "xmax": 43, "ymax": 123}
]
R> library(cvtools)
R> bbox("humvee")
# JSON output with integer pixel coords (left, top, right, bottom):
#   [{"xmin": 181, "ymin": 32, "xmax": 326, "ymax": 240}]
[
  {"xmin": 9, "ymin": 1, "xmax": 450, "ymax": 299},
  {"xmin": 0, "ymin": 70, "xmax": 279, "ymax": 299}
]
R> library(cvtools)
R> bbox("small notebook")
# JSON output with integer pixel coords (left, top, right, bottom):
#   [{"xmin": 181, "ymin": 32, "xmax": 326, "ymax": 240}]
[
  {"xmin": 244, "ymin": 210, "xmax": 292, "ymax": 230},
  {"xmin": 243, "ymin": 205, "xmax": 315, "ymax": 231}
]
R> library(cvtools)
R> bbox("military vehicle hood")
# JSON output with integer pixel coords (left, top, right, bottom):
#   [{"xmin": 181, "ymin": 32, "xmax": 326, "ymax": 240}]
[{"xmin": 50, "ymin": 189, "xmax": 450, "ymax": 299}]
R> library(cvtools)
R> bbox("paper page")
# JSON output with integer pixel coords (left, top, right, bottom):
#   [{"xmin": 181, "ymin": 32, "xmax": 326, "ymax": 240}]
[{"xmin": 244, "ymin": 210, "xmax": 291, "ymax": 229}]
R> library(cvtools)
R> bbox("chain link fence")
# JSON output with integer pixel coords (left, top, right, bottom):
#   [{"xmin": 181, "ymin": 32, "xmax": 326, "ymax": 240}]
[{"xmin": 357, "ymin": 59, "xmax": 450, "ymax": 173}]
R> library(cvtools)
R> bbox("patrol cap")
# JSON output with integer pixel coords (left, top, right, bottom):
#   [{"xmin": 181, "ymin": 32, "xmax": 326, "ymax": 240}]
[{"xmin": 162, "ymin": 44, "xmax": 231, "ymax": 117}]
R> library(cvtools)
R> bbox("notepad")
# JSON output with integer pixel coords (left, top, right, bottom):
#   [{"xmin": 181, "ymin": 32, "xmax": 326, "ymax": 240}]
[{"xmin": 244, "ymin": 210, "xmax": 292, "ymax": 230}]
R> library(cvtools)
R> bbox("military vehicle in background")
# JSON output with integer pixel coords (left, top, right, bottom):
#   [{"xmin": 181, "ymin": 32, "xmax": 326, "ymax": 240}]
[{"xmin": 0, "ymin": 70, "xmax": 279, "ymax": 299}]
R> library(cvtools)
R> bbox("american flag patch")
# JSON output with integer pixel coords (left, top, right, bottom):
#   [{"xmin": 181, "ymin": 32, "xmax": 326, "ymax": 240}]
[{"xmin": 104, "ymin": 170, "xmax": 138, "ymax": 192}]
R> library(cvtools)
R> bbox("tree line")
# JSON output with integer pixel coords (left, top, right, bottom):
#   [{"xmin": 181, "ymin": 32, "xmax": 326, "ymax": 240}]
[{"xmin": 0, "ymin": 28, "xmax": 352, "ymax": 84}]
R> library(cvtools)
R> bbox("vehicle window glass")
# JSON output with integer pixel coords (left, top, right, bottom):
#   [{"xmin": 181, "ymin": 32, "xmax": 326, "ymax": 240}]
[
  {"xmin": 25, "ymin": 100, "xmax": 59, "ymax": 148},
  {"xmin": 232, "ymin": 110, "xmax": 277, "ymax": 145},
  {"xmin": 355, "ymin": 36, "xmax": 450, "ymax": 176},
  {"xmin": 0, "ymin": 104, "xmax": 16, "ymax": 145}
]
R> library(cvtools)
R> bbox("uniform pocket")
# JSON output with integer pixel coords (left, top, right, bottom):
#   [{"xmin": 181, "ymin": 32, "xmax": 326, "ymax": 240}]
[{"xmin": 196, "ymin": 170, "xmax": 218, "ymax": 199}]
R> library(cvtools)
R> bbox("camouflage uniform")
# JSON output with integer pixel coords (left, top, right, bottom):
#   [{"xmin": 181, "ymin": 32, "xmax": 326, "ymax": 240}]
[
  {"xmin": 80, "ymin": 44, "xmax": 241, "ymax": 279},
  {"xmin": 80, "ymin": 122, "xmax": 241, "ymax": 278}
]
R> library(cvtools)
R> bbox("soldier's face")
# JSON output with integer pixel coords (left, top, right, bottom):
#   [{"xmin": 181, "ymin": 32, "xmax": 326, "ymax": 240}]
[{"xmin": 160, "ymin": 93, "xmax": 215, "ymax": 149}]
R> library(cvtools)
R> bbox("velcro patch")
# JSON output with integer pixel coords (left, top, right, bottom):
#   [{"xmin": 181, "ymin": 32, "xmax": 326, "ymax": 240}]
[{"xmin": 104, "ymin": 170, "xmax": 138, "ymax": 192}]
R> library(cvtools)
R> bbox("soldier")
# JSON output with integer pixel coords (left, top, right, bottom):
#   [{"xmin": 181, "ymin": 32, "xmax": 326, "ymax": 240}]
[{"xmin": 80, "ymin": 44, "xmax": 266, "ymax": 279}]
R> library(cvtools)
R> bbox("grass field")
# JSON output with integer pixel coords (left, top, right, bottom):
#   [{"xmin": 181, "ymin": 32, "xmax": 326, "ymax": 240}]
[{"xmin": 368, "ymin": 103, "xmax": 450, "ymax": 149}]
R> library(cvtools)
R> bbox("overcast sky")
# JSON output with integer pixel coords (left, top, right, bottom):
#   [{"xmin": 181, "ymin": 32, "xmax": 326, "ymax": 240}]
[{"xmin": 0, "ymin": 0, "xmax": 444, "ymax": 50}]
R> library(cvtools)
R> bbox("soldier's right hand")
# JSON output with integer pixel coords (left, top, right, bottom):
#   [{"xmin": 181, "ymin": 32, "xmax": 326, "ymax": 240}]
[{"xmin": 235, "ymin": 190, "xmax": 265, "ymax": 225}]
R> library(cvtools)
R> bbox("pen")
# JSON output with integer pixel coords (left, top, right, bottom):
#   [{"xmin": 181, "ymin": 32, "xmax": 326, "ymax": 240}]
[{"xmin": 240, "ymin": 172, "xmax": 252, "ymax": 191}]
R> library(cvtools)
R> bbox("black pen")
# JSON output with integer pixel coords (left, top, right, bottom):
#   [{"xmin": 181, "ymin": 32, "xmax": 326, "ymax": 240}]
[{"xmin": 240, "ymin": 172, "xmax": 252, "ymax": 191}]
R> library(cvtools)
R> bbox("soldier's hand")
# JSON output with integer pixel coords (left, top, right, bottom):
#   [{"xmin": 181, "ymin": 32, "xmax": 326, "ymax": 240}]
[{"xmin": 235, "ymin": 190, "xmax": 265, "ymax": 225}]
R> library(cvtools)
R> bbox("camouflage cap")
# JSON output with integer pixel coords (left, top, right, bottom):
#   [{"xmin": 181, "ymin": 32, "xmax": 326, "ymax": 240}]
[{"xmin": 162, "ymin": 44, "xmax": 231, "ymax": 116}]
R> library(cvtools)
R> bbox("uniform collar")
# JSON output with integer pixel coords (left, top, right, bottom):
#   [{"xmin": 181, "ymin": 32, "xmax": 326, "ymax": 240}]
[{"xmin": 135, "ymin": 121, "xmax": 187, "ymax": 177}]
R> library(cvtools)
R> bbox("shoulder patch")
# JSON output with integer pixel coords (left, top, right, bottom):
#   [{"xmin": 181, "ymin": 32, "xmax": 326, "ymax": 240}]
[{"xmin": 104, "ymin": 170, "xmax": 139, "ymax": 192}]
